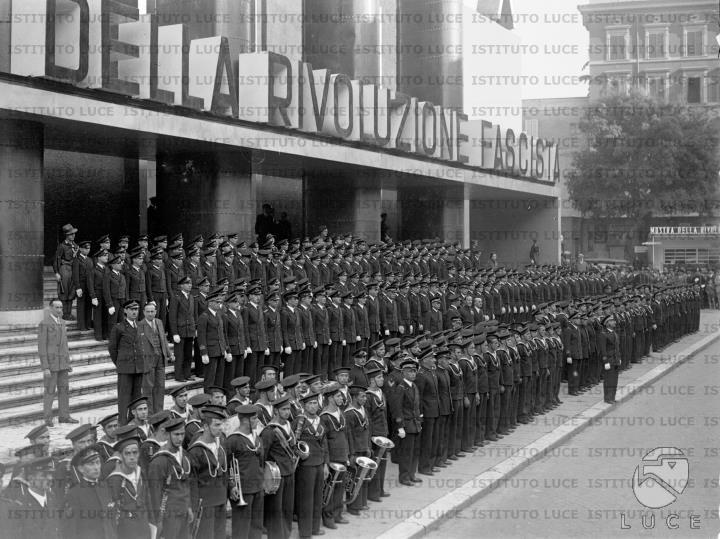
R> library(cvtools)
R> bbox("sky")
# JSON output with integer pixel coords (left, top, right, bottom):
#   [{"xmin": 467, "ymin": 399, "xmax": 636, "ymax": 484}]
[{"xmin": 510, "ymin": 0, "xmax": 591, "ymax": 99}]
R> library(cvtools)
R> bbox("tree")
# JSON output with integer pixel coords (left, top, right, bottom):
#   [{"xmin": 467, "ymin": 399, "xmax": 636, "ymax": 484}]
[{"xmin": 567, "ymin": 91, "xmax": 720, "ymax": 258}]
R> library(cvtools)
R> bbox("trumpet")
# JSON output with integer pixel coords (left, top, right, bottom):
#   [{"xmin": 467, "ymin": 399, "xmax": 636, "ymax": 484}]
[
  {"xmin": 368, "ymin": 436, "xmax": 394, "ymax": 480},
  {"xmin": 322, "ymin": 462, "xmax": 346, "ymax": 507},
  {"xmin": 344, "ymin": 456, "xmax": 377, "ymax": 505},
  {"xmin": 229, "ymin": 456, "xmax": 248, "ymax": 506}
]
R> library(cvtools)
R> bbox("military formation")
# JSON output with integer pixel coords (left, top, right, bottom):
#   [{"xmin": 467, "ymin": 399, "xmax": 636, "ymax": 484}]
[{"xmin": 0, "ymin": 223, "xmax": 706, "ymax": 539}]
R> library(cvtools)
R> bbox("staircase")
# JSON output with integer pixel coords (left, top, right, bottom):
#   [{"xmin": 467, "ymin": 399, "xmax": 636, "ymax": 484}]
[{"xmin": 0, "ymin": 269, "xmax": 202, "ymax": 428}]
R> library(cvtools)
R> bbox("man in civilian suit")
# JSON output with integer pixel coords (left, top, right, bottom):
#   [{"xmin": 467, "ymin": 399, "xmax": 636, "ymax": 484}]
[
  {"xmin": 137, "ymin": 301, "xmax": 172, "ymax": 414},
  {"xmin": 108, "ymin": 299, "xmax": 147, "ymax": 425},
  {"xmin": 38, "ymin": 299, "xmax": 77, "ymax": 426},
  {"xmin": 197, "ymin": 290, "xmax": 232, "ymax": 392}
]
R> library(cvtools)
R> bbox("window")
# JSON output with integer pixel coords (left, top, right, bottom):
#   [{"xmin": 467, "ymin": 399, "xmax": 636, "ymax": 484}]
[
  {"xmin": 664, "ymin": 248, "xmax": 720, "ymax": 266},
  {"xmin": 608, "ymin": 33, "xmax": 627, "ymax": 60},
  {"xmin": 646, "ymin": 29, "xmax": 666, "ymax": 59},
  {"xmin": 708, "ymin": 73, "xmax": 720, "ymax": 102},
  {"xmin": 684, "ymin": 28, "xmax": 704, "ymax": 57},
  {"xmin": 687, "ymin": 77, "xmax": 701, "ymax": 103},
  {"xmin": 647, "ymin": 75, "xmax": 666, "ymax": 101}
]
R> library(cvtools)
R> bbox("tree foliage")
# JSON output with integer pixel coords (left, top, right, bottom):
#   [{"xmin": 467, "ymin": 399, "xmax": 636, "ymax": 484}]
[{"xmin": 567, "ymin": 91, "xmax": 720, "ymax": 219}]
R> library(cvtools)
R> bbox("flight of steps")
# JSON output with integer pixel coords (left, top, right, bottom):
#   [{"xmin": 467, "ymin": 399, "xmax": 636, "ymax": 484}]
[{"xmin": 0, "ymin": 269, "xmax": 202, "ymax": 428}]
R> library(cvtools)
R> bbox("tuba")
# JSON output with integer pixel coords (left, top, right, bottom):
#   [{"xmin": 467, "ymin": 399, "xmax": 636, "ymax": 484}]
[
  {"xmin": 322, "ymin": 462, "xmax": 346, "ymax": 506},
  {"xmin": 344, "ymin": 456, "xmax": 377, "ymax": 504},
  {"xmin": 367, "ymin": 436, "xmax": 394, "ymax": 480}
]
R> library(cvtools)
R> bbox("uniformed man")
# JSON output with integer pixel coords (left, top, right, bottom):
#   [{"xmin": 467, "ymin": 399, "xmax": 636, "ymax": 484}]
[
  {"xmin": 224, "ymin": 404, "xmax": 265, "ymax": 539},
  {"xmin": 169, "ymin": 275, "xmax": 197, "ymax": 382},
  {"xmin": 599, "ymin": 315, "xmax": 621, "ymax": 404},
  {"xmin": 188, "ymin": 406, "xmax": 228, "ymax": 539},
  {"xmin": 61, "ymin": 446, "xmax": 116, "ymax": 539},
  {"xmin": 25, "ymin": 424, "xmax": 52, "ymax": 454},
  {"xmin": 91, "ymin": 249, "xmax": 110, "ymax": 341},
  {"xmin": 415, "ymin": 349, "xmax": 440, "ymax": 476},
  {"xmin": 168, "ymin": 384, "xmax": 192, "ymax": 420},
  {"xmin": 2, "ymin": 456, "xmax": 59, "ymax": 538},
  {"xmin": 197, "ymin": 289, "xmax": 232, "ymax": 391},
  {"xmin": 344, "ymin": 384, "xmax": 372, "ymax": 515},
  {"xmin": 106, "ymin": 434, "xmax": 151, "ymax": 538},
  {"xmin": 311, "ymin": 288, "xmax": 331, "ymax": 377},
  {"xmin": 435, "ymin": 347, "xmax": 454, "ymax": 467},
  {"xmin": 72, "ymin": 240, "xmax": 94, "ymax": 330},
  {"xmin": 127, "ymin": 396, "xmax": 151, "ymax": 440},
  {"xmin": 126, "ymin": 247, "xmax": 148, "ymax": 317},
  {"xmin": 54, "ymin": 223, "xmax": 79, "ymax": 320},
  {"xmin": 139, "ymin": 410, "xmax": 171, "ymax": 471},
  {"xmin": 244, "ymin": 285, "xmax": 269, "ymax": 383},
  {"xmin": 320, "ymin": 382, "xmax": 349, "ymax": 528},
  {"xmin": 147, "ymin": 417, "xmax": 194, "ymax": 539},
  {"xmin": 224, "ymin": 292, "xmax": 250, "ymax": 390},
  {"xmin": 254, "ymin": 379, "xmax": 276, "ymax": 427},
  {"xmin": 260, "ymin": 394, "xmax": 297, "ymax": 539},
  {"xmin": 52, "ymin": 423, "xmax": 97, "ymax": 506},
  {"xmin": 103, "ymin": 255, "xmax": 127, "ymax": 327},
  {"xmin": 145, "ymin": 247, "xmax": 169, "ymax": 326},
  {"xmin": 95, "ymin": 413, "xmax": 120, "ymax": 462},
  {"xmin": 388, "ymin": 359, "xmax": 422, "ymax": 486}
]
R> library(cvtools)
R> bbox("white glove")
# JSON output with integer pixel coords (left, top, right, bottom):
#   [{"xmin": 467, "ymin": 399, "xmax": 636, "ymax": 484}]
[
  {"xmin": 243, "ymin": 349, "xmax": 248, "ymax": 359},
  {"xmin": 398, "ymin": 325, "xmax": 405, "ymax": 334},
  {"xmin": 342, "ymin": 340, "xmax": 347, "ymax": 346},
  {"xmin": 410, "ymin": 325, "xmax": 414, "ymax": 334},
  {"xmin": 384, "ymin": 330, "xmax": 390, "ymax": 336},
  {"xmin": 55, "ymin": 273, "xmax": 61, "ymax": 281},
  {"xmin": 566, "ymin": 357, "xmax": 572, "ymax": 364},
  {"xmin": 397, "ymin": 428, "xmax": 406, "ymax": 439},
  {"xmin": 484, "ymin": 315, "xmax": 490, "ymax": 321},
  {"xmin": 604, "ymin": 363, "xmax": 611, "ymax": 370},
  {"xmin": 652, "ymin": 324, "xmax": 657, "ymax": 330},
  {"xmin": 76, "ymin": 289, "xmax": 83, "ymax": 297},
  {"xmin": 264, "ymin": 348, "xmax": 270, "ymax": 355},
  {"xmin": 225, "ymin": 352, "xmax": 233, "ymax": 362},
  {"xmin": 519, "ymin": 306, "xmax": 524, "ymax": 313},
  {"xmin": 501, "ymin": 307, "xmax": 506, "ymax": 314},
  {"xmin": 173, "ymin": 335, "xmax": 181, "ymax": 344},
  {"xmin": 356, "ymin": 336, "xmax": 361, "ymax": 342},
  {"xmin": 166, "ymin": 298, "xmax": 169, "ymax": 307},
  {"xmin": 313, "ymin": 341, "xmax": 318, "ymax": 349},
  {"xmin": 329, "ymin": 339, "xmax": 332, "ymax": 346},
  {"xmin": 513, "ymin": 307, "xmax": 517, "ymax": 314},
  {"xmin": 246, "ymin": 347, "xmax": 252, "ymax": 355},
  {"xmin": 91, "ymin": 298, "xmax": 99, "ymax": 307},
  {"xmin": 532, "ymin": 305, "xmax": 536, "ymax": 310},
  {"xmin": 202, "ymin": 354, "xmax": 210, "ymax": 365},
  {"xmin": 302, "ymin": 343, "xmax": 306, "ymax": 350},
  {"xmin": 284, "ymin": 346, "xmax": 292, "ymax": 355},
  {"xmin": 108, "ymin": 306, "xmax": 115, "ymax": 315}
]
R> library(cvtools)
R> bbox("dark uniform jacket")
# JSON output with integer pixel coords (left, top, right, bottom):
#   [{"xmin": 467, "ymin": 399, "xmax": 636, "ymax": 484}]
[
  {"xmin": 146, "ymin": 447, "xmax": 195, "ymax": 524},
  {"xmin": 168, "ymin": 291, "xmax": 196, "ymax": 338},
  {"xmin": 365, "ymin": 389, "xmax": 389, "ymax": 437},
  {"xmin": 145, "ymin": 263, "xmax": 167, "ymax": 304},
  {"xmin": 224, "ymin": 308, "xmax": 248, "ymax": 355},
  {"xmin": 293, "ymin": 416, "xmax": 329, "ymax": 467},
  {"xmin": 2, "ymin": 483, "xmax": 61, "ymax": 538},
  {"xmin": 244, "ymin": 302, "xmax": 268, "ymax": 351},
  {"xmin": 320, "ymin": 411, "xmax": 350, "ymax": 464},
  {"xmin": 415, "ymin": 367, "xmax": 440, "ymax": 418},
  {"xmin": 106, "ymin": 468, "xmax": 151, "ymax": 530},
  {"xmin": 109, "ymin": 319, "xmax": 148, "ymax": 374},
  {"xmin": 188, "ymin": 440, "xmax": 228, "ymax": 507},
  {"xmin": 344, "ymin": 406, "xmax": 372, "ymax": 458},
  {"xmin": 264, "ymin": 307, "xmax": 283, "ymax": 352},
  {"xmin": 436, "ymin": 366, "xmax": 453, "ymax": 416},
  {"xmin": 223, "ymin": 432, "xmax": 265, "ymax": 494},
  {"xmin": 312, "ymin": 304, "xmax": 331, "ymax": 344},
  {"xmin": 72, "ymin": 254, "xmax": 93, "ymax": 294},
  {"xmin": 197, "ymin": 308, "xmax": 230, "ymax": 357},
  {"xmin": 62, "ymin": 478, "xmax": 117, "ymax": 539},
  {"xmin": 388, "ymin": 379, "xmax": 422, "ymax": 434},
  {"xmin": 260, "ymin": 423, "xmax": 297, "ymax": 477},
  {"xmin": 281, "ymin": 306, "xmax": 303, "ymax": 350},
  {"xmin": 125, "ymin": 265, "xmax": 147, "ymax": 305},
  {"xmin": 103, "ymin": 269, "xmax": 127, "ymax": 305}
]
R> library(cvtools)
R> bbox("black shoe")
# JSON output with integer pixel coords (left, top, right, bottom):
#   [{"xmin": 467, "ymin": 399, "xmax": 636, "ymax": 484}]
[
  {"xmin": 418, "ymin": 470, "xmax": 434, "ymax": 476},
  {"xmin": 410, "ymin": 477, "xmax": 423, "ymax": 483},
  {"xmin": 368, "ymin": 497, "xmax": 381, "ymax": 502},
  {"xmin": 323, "ymin": 520, "xmax": 337, "ymax": 530},
  {"xmin": 486, "ymin": 434, "xmax": 498, "ymax": 441},
  {"xmin": 455, "ymin": 452, "xmax": 467, "ymax": 457},
  {"xmin": 59, "ymin": 417, "xmax": 79, "ymax": 424},
  {"xmin": 400, "ymin": 479, "xmax": 414, "ymax": 486},
  {"xmin": 436, "ymin": 462, "xmax": 448, "ymax": 468},
  {"xmin": 431, "ymin": 467, "xmax": 441, "ymax": 473},
  {"xmin": 347, "ymin": 509, "xmax": 361, "ymax": 516},
  {"xmin": 313, "ymin": 530, "xmax": 326, "ymax": 536},
  {"xmin": 335, "ymin": 517, "xmax": 349, "ymax": 524},
  {"xmin": 447, "ymin": 455, "xmax": 459, "ymax": 461},
  {"xmin": 381, "ymin": 492, "xmax": 390, "ymax": 497}
]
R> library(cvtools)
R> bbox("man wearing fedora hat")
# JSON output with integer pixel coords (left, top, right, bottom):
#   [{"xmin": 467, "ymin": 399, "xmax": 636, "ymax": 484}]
[{"xmin": 54, "ymin": 223, "xmax": 79, "ymax": 320}]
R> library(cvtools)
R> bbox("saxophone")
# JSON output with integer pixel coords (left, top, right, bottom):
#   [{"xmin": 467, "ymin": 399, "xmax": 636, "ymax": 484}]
[{"xmin": 293, "ymin": 415, "xmax": 310, "ymax": 462}]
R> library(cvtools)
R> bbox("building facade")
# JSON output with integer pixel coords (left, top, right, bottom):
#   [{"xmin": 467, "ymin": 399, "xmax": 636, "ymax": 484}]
[{"xmin": 0, "ymin": 0, "xmax": 560, "ymax": 323}]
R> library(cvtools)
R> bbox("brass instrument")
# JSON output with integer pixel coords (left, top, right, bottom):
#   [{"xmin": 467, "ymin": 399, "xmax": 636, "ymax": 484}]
[
  {"xmin": 294, "ymin": 415, "xmax": 310, "ymax": 461},
  {"xmin": 344, "ymin": 456, "xmax": 377, "ymax": 504},
  {"xmin": 229, "ymin": 456, "xmax": 248, "ymax": 506},
  {"xmin": 367, "ymin": 436, "xmax": 394, "ymax": 480},
  {"xmin": 322, "ymin": 462, "xmax": 346, "ymax": 506}
]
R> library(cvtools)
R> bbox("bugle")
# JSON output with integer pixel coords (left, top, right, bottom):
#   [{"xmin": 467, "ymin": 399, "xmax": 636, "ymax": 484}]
[
  {"xmin": 230, "ymin": 456, "xmax": 248, "ymax": 506},
  {"xmin": 322, "ymin": 462, "xmax": 346, "ymax": 506}
]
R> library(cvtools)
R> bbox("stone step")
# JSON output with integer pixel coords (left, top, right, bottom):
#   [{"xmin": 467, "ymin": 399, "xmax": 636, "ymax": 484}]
[
  {"xmin": 0, "ymin": 374, "xmax": 203, "ymax": 428},
  {"xmin": 0, "ymin": 338, "xmax": 107, "ymax": 361},
  {"xmin": 0, "ymin": 329, "xmax": 93, "ymax": 348},
  {"xmin": 0, "ymin": 348, "xmax": 110, "ymax": 379}
]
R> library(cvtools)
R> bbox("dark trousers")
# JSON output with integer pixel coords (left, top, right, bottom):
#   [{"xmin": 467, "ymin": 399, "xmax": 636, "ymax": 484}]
[
  {"xmin": 368, "ymin": 452, "xmax": 388, "ymax": 499},
  {"xmin": 448, "ymin": 399, "xmax": 463, "ymax": 455},
  {"xmin": 153, "ymin": 292, "xmax": 168, "ymax": 328},
  {"xmin": 161, "ymin": 507, "xmax": 190, "ymax": 539},
  {"xmin": 295, "ymin": 464, "xmax": 323, "ymax": 538},
  {"xmin": 248, "ymin": 352, "xmax": 263, "ymax": 383},
  {"xmin": 396, "ymin": 432, "xmax": 419, "ymax": 482},
  {"xmin": 197, "ymin": 503, "xmax": 226, "ymax": 539},
  {"xmin": 231, "ymin": 491, "xmax": 264, "ymax": 539},
  {"xmin": 419, "ymin": 416, "xmax": 438, "ymax": 472},
  {"xmin": 223, "ymin": 354, "xmax": 244, "ymax": 394},
  {"xmin": 436, "ymin": 414, "xmax": 450, "ymax": 465},
  {"xmin": 76, "ymin": 290, "xmax": 91, "ymax": 330},
  {"xmin": 341, "ymin": 342, "xmax": 353, "ymax": 367},
  {"xmin": 301, "ymin": 346, "xmax": 312, "ymax": 373},
  {"xmin": 329, "ymin": 343, "xmax": 342, "ymax": 378},
  {"xmin": 193, "ymin": 340, "xmax": 204, "ymax": 378},
  {"xmin": 108, "ymin": 298, "xmax": 122, "ymax": 327},
  {"xmin": 461, "ymin": 396, "xmax": 476, "ymax": 451},
  {"xmin": 283, "ymin": 350, "xmax": 300, "ymax": 376},
  {"xmin": 499, "ymin": 386, "xmax": 512, "ymax": 431},
  {"xmin": 175, "ymin": 337, "xmax": 194, "ymax": 381},
  {"xmin": 203, "ymin": 356, "xmax": 225, "ymax": 392},
  {"xmin": 264, "ymin": 474, "xmax": 294, "ymax": 539},
  {"xmin": 315, "ymin": 344, "xmax": 329, "ymax": 379},
  {"xmin": 117, "ymin": 372, "xmax": 143, "ymax": 424},
  {"xmin": 322, "ymin": 468, "xmax": 345, "ymax": 523},
  {"xmin": 43, "ymin": 369, "xmax": 70, "ymax": 421},
  {"xmin": 567, "ymin": 360, "xmax": 579, "ymax": 394},
  {"xmin": 92, "ymin": 296, "xmax": 108, "ymax": 340},
  {"xmin": 475, "ymin": 393, "xmax": 488, "ymax": 443},
  {"xmin": 603, "ymin": 366, "xmax": 619, "ymax": 402},
  {"xmin": 486, "ymin": 391, "xmax": 499, "ymax": 437},
  {"xmin": 142, "ymin": 356, "xmax": 165, "ymax": 414}
]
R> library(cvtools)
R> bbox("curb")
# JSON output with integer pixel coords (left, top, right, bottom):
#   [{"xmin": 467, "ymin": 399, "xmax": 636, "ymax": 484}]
[{"xmin": 378, "ymin": 329, "xmax": 720, "ymax": 539}]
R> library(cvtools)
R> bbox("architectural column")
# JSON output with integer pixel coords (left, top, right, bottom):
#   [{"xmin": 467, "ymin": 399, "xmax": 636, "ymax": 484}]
[
  {"xmin": 138, "ymin": 137, "xmax": 157, "ymax": 234},
  {"xmin": 0, "ymin": 120, "xmax": 45, "ymax": 323},
  {"xmin": 213, "ymin": 151, "xmax": 257, "ymax": 237},
  {"xmin": 440, "ymin": 184, "xmax": 465, "ymax": 245}
]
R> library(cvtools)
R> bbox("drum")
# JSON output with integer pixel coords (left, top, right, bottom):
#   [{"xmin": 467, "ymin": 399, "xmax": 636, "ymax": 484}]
[{"xmin": 263, "ymin": 461, "xmax": 281, "ymax": 494}]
